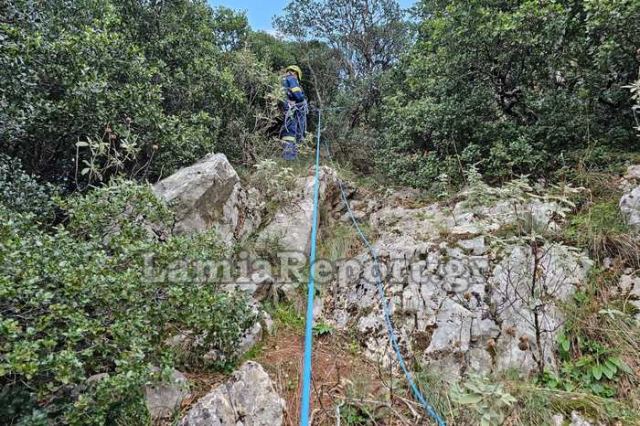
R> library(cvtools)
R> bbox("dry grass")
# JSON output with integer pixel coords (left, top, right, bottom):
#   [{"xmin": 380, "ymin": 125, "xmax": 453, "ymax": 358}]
[
  {"xmin": 506, "ymin": 383, "xmax": 640, "ymax": 425},
  {"xmin": 254, "ymin": 328, "xmax": 384, "ymax": 425},
  {"xmin": 250, "ymin": 316, "xmax": 436, "ymax": 426}
]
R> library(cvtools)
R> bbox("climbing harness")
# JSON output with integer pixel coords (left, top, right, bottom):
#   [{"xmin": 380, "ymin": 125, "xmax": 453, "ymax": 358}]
[{"xmin": 298, "ymin": 107, "xmax": 446, "ymax": 426}]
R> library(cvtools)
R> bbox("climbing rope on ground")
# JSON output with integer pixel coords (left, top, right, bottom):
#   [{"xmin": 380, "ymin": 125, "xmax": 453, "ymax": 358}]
[
  {"xmin": 299, "ymin": 107, "xmax": 322, "ymax": 426},
  {"xmin": 298, "ymin": 107, "xmax": 446, "ymax": 426}
]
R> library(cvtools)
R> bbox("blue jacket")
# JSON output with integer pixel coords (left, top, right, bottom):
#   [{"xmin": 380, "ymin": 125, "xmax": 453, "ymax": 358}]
[{"xmin": 282, "ymin": 73, "xmax": 305, "ymax": 103}]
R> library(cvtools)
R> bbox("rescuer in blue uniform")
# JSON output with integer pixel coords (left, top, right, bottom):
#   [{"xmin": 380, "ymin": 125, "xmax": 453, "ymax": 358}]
[{"xmin": 281, "ymin": 65, "xmax": 307, "ymax": 160}]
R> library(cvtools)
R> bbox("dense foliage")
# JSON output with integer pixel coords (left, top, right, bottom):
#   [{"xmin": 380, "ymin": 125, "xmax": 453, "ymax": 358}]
[
  {"xmin": 0, "ymin": 174, "xmax": 254, "ymax": 424},
  {"xmin": 2, "ymin": 0, "xmax": 639, "ymax": 187},
  {"xmin": 378, "ymin": 0, "xmax": 640, "ymax": 187},
  {"xmin": 0, "ymin": 154, "xmax": 55, "ymax": 218},
  {"xmin": 1, "ymin": 0, "xmax": 283, "ymax": 185}
]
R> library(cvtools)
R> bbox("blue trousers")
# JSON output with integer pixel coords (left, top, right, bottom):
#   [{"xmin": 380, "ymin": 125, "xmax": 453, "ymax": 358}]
[{"xmin": 282, "ymin": 101, "xmax": 307, "ymax": 160}]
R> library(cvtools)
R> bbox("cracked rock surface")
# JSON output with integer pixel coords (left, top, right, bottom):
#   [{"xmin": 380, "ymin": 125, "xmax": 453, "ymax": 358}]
[
  {"xmin": 179, "ymin": 361, "xmax": 284, "ymax": 426},
  {"xmin": 323, "ymin": 184, "xmax": 591, "ymax": 378}
]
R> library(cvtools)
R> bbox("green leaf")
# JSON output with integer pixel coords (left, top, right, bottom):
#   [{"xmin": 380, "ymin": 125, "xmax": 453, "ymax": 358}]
[
  {"xmin": 602, "ymin": 364, "xmax": 615, "ymax": 380},
  {"xmin": 611, "ymin": 357, "xmax": 633, "ymax": 375},
  {"xmin": 591, "ymin": 365, "xmax": 603, "ymax": 381},
  {"xmin": 604, "ymin": 359, "xmax": 618, "ymax": 374},
  {"xmin": 455, "ymin": 393, "xmax": 484, "ymax": 405}
]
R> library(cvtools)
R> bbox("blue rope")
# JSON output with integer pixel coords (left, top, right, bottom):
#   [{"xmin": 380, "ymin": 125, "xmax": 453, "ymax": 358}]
[
  {"xmin": 299, "ymin": 107, "xmax": 445, "ymax": 425},
  {"xmin": 299, "ymin": 108, "xmax": 322, "ymax": 426},
  {"xmin": 323, "ymin": 141, "xmax": 447, "ymax": 426}
]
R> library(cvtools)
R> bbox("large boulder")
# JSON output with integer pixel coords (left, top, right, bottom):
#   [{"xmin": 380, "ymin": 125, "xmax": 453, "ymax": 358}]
[
  {"xmin": 144, "ymin": 368, "xmax": 190, "ymax": 423},
  {"xmin": 179, "ymin": 361, "xmax": 284, "ymax": 426},
  {"xmin": 153, "ymin": 154, "xmax": 260, "ymax": 243}
]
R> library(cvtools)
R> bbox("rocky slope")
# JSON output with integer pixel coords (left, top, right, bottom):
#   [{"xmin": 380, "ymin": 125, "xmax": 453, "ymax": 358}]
[
  {"xmin": 323, "ymin": 181, "xmax": 592, "ymax": 379},
  {"xmin": 147, "ymin": 154, "xmax": 640, "ymax": 425}
]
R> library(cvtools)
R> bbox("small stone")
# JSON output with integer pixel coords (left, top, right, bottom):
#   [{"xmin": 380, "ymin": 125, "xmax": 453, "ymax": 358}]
[
  {"xmin": 87, "ymin": 373, "xmax": 109, "ymax": 384},
  {"xmin": 570, "ymin": 411, "xmax": 593, "ymax": 426},
  {"xmin": 236, "ymin": 322, "xmax": 263, "ymax": 357},
  {"xmin": 620, "ymin": 186, "xmax": 640, "ymax": 229},
  {"xmin": 251, "ymin": 271, "xmax": 275, "ymax": 302},
  {"xmin": 340, "ymin": 210, "xmax": 367, "ymax": 223},
  {"xmin": 625, "ymin": 165, "xmax": 640, "ymax": 181},
  {"xmin": 145, "ymin": 368, "xmax": 190, "ymax": 422},
  {"xmin": 261, "ymin": 311, "xmax": 275, "ymax": 335}
]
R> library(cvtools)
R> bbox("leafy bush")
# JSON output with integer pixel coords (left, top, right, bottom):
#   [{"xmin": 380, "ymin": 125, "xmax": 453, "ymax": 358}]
[
  {"xmin": 312, "ymin": 322, "xmax": 335, "ymax": 337},
  {"xmin": 544, "ymin": 332, "xmax": 633, "ymax": 398},
  {"xmin": 250, "ymin": 159, "xmax": 297, "ymax": 206},
  {"xmin": 1, "ymin": 0, "xmax": 282, "ymax": 185},
  {"xmin": 0, "ymin": 154, "xmax": 55, "ymax": 219},
  {"xmin": 544, "ymin": 265, "xmax": 640, "ymax": 406},
  {"xmin": 0, "ymin": 181, "xmax": 254, "ymax": 424},
  {"xmin": 450, "ymin": 376, "xmax": 517, "ymax": 426},
  {"xmin": 378, "ymin": 0, "xmax": 640, "ymax": 187}
]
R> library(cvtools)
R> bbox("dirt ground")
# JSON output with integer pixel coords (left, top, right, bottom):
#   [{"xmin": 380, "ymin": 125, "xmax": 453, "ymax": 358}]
[{"xmin": 176, "ymin": 325, "xmax": 427, "ymax": 426}]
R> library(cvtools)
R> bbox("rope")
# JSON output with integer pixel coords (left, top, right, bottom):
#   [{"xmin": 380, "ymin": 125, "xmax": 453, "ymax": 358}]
[
  {"xmin": 322, "ymin": 137, "xmax": 447, "ymax": 426},
  {"xmin": 299, "ymin": 108, "xmax": 322, "ymax": 426},
  {"xmin": 298, "ymin": 107, "xmax": 446, "ymax": 426}
]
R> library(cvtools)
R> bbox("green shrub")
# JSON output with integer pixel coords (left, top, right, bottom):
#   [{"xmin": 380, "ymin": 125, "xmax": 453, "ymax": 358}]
[
  {"xmin": 0, "ymin": 154, "xmax": 55, "ymax": 219},
  {"xmin": 547, "ymin": 266, "xmax": 640, "ymax": 401},
  {"xmin": 543, "ymin": 332, "xmax": 633, "ymax": 398},
  {"xmin": 1, "ymin": 0, "xmax": 282, "ymax": 184},
  {"xmin": 378, "ymin": 0, "xmax": 640, "ymax": 188},
  {"xmin": 0, "ymin": 181, "xmax": 254, "ymax": 424}
]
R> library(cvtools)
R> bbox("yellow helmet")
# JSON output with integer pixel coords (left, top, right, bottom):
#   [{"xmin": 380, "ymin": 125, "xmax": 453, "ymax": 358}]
[{"xmin": 286, "ymin": 65, "xmax": 303, "ymax": 81}]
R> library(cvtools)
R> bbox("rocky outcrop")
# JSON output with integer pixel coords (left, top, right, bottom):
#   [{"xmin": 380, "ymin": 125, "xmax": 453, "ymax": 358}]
[
  {"xmin": 323, "ymin": 184, "xmax": 590, "ymax": 378},
  {"xmin": 153, "ymin": 153, "xmax": 261, "ymax": 243},
  {"xmin": 490, "ymin": 243, "xmax": 590, "ymax": 372},
  {"xmin": 152, "ymin": 154, "xmax": 595, "ymax": 385},
  {"xmin": 179, "ymin": 361, "xmax": 284, "ymax": 426}
]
